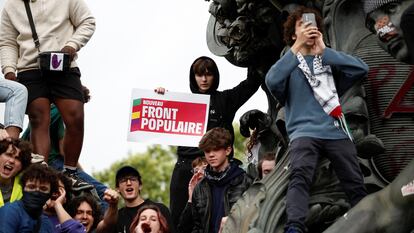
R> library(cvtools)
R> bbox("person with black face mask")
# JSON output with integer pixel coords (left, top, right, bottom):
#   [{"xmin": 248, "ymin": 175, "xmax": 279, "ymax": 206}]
[{"xmin": 0, "ymin": 163, "xmax": 59, "ymax": 233}]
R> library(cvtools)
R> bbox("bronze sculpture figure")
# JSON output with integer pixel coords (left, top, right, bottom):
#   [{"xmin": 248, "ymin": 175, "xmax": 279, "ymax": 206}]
[{"xmin": 202, "ymin": 0, "xmax": 414, "ymax": 232}]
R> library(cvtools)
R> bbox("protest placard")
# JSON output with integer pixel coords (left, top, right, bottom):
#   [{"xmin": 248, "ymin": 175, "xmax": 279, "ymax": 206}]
[{"xmin": 128, "ymin": 89, "xmax": 210, "ymax": 146}]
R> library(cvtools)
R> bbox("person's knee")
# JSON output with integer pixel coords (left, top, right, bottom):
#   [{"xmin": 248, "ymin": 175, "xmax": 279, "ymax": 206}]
[
  {"xmin": 289, "ymin": 165, "xmax": 314, "ymax": 186},
  {"xmin": 64, "ymin": 111, "xmax": 84, "ymax": 132},
  {"xmin": 13, "ymin": 82, "xmax": 28, "ymax": 99},
  {"xmin": 28, "ymin": 108, "xmax": 50, "ymax": 128}
]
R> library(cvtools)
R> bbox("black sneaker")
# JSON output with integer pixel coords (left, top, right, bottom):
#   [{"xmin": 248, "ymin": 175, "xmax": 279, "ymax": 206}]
[{"xmin": 63, "ymin": 170, "xmax": 94, "ymax": 191}]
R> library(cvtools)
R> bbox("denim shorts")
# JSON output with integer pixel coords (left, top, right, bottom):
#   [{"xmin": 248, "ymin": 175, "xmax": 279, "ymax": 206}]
[{"xmin": 17, "ymin": 68, "xmax": 84, "ymax": 105}]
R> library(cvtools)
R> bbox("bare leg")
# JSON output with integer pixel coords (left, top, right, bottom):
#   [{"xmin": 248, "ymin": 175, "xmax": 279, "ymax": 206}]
[
  {"xmin": 54, "ymin": 98, "xmax": 84, "ymax": 167},
  {"xmin": 27, "ymin": 98, "xmax": 51, "ymax": 161}
]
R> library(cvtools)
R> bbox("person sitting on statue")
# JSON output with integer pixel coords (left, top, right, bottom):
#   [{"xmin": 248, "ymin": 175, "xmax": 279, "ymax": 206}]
[
  {"xmin": 265, "ymin": 6, "xmax": 368, "ymax": 233},
  {"xmin": 0, "ymin": 78, "xmax": 27, "ymax": 139},
  {"xmin": 154, "ymin": 55, "xmax": 263, "ymax": 228}
]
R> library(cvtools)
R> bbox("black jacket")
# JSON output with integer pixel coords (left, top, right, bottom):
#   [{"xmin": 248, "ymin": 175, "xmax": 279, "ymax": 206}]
[
  {"xmin": 191, "ymin": 161, "xmax": 253, "ymax": 233},
  {"xmin": 177, "ymin": 56, "xmax": 263, "ymax": 158}
]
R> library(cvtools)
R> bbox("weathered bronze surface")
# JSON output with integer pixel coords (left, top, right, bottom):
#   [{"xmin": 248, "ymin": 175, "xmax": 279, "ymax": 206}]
[{"xmin": 203, "ymin": 0, "xmax": 414, "ymax": 232}]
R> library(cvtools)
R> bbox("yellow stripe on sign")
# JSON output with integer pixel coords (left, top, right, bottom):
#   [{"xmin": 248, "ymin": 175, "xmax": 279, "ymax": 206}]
[{"xmin": 131, "ymin": 111, "xmax": 140, "ymax": 119}]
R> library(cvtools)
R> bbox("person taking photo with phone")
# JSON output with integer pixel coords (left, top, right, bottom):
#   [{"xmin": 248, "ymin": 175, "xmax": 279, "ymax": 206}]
[{"xmin": 265, "ymin": 6, "xmax": 368, "ymax": 233}]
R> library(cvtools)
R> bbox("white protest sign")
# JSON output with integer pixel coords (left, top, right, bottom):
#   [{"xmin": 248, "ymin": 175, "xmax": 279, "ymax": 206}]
[{"xmin": 127, "ymin": 89, "xmax": 210, "ymax": 147}]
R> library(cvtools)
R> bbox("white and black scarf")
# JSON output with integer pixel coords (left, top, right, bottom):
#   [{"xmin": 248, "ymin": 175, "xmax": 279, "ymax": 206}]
[{"xmin": 296, "ymin": 52, "xmax": 353, "ymax": 141}]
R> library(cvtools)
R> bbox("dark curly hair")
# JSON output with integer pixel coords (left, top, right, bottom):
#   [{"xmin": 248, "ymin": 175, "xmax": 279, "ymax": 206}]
[
  {"xmin": 0, "ymin": 139, "xmax": 33, "ymax": 172},
  {"xmin": 52, "ymin": 172, "xmax": 73, "ymax": 203},
  {"xmin": 283, "ymin": 6, "xmax": 324, "ymax": 46},
  {"xmin": 20, "ymin": 164, "xmax": 59, "ymax": 195},
  {"xmin": 67, "ymin": 194, "xmax": 102, "ymax": 232}
]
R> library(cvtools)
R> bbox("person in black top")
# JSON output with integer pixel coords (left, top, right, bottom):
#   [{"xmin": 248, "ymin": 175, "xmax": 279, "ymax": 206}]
[
  {"xmin": 155, "ymin": 56, "xmax": 263, "ymax": 227},
  {"xmin": 114, "ymin": 166, "xmax": 175, "ymax": 233}
]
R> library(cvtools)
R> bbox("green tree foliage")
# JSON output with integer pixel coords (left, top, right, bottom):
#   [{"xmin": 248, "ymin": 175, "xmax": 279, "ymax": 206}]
[
  {"xmin": 92, "ymin": 124, "xmax": 249, "ymax": 207},
  {"xmin": 233, "ymin": 124, "xmax": 249, "ymax": 164}
]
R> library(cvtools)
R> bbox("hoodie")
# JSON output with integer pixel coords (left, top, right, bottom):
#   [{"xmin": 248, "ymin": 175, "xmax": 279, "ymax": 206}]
[{"xmin": 177, "ymin": 56, "xmax": 263, "ymax": 158}]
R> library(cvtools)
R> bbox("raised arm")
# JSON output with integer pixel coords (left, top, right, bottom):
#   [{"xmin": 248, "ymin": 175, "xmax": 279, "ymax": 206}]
[
  {"xmin": 53, "ymin": 187, "xmax": 86, "ymax": 233},
  {"xmin": 96, "ymin": 189, "xmax": 119, "ymax": 233}
]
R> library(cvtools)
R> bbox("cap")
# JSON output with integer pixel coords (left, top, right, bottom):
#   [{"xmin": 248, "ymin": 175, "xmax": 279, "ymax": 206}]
[{"xmin": 115, "ymin": 165, "xmax": 142, "ymax": 186}]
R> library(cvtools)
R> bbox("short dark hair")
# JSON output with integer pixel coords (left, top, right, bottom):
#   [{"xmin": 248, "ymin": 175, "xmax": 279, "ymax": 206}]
[
  {"xmin": 20, "ymin": 164, "xmax": 59, "ymax": 195},
  {"xmin": 192, "ymin": 57, "xmax": 219, "ymax": 80},
  {"xmin": 67, "ymin": 194, "xmax": 102, "ymax": 231},
  {"xmin": 283, "ymin": 6, "xmax": 324, "ymax": 46},
  {"xmin": 0, "ymin": 139, "xmax": 32, "ymax": 172},
  {"xmin": 199, "ymin": 127, "xmax": 232, "ymax": 152},
  {"xmin": 115, "ymin": 166, "xmax": 142, "ymax": 187}
]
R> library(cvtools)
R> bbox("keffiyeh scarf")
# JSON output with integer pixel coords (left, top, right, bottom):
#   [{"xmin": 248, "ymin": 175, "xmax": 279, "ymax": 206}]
[{"xmin": 296, "ymin": 52, "xmax": 353, "ymax": 141}]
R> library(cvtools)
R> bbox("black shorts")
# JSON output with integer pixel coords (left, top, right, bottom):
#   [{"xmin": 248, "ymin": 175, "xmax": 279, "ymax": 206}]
[{"xmin": 17, "ymin": 68, "xmax": 84, "ymax": 105}]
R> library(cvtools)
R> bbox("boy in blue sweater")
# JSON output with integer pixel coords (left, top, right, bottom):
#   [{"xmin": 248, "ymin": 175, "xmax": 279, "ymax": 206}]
[{"xmin": 265, "ymin": 6, "xmax": 368, "ymax": 233}]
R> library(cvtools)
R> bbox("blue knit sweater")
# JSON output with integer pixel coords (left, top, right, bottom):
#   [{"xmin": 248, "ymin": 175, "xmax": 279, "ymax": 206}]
[{"xmin": 265, "ymin": 48, "xmax": 368, "ymax": 141}]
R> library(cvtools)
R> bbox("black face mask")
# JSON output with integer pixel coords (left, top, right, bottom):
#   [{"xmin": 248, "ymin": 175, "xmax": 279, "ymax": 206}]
[{"xmin": 22, "ymin": 191, "xmax": 50, "ymax": 218}]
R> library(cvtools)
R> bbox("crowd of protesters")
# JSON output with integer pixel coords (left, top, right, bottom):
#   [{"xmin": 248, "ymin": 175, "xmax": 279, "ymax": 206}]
[{"xmin": 1, "ymin": 0, "xmax": 411, "ymax": 232}]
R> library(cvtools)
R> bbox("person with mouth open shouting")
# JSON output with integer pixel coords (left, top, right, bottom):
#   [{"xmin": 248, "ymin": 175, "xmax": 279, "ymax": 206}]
[
  {"xmin": 68, "ymin": 190, "xmax": 119, "ymax": 233},
  {"xmin": 0, "ymin": 138, "xmax": 32, "ymax": 207},
  {"xmin": 114, "ymin": 166, "xmax": 175, "ymax": 233},
  {"xmin": 129, "ymin": 204, "xmax": 171, "ymax": 233}
]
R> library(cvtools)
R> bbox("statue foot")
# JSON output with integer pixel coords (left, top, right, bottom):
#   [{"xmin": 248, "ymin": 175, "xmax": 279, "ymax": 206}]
[{"xmin": 356, "ymin": 134, "xmax": 385, "ymax": 159}]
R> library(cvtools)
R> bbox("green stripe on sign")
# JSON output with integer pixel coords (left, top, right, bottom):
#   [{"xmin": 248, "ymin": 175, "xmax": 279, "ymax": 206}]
[{"xmin": 133, "ymin": 99, "xmax": 141, "ymax": 106}]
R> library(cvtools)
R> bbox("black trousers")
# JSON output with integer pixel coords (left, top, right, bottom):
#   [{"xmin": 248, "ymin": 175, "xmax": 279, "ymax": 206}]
[
  {"xmin": 286, "ymin": 137, "xmax": 367, "ymax": 232},
  {"xmin": 169, "ymin": 156, "xmax": 195, "ymax": 228}
]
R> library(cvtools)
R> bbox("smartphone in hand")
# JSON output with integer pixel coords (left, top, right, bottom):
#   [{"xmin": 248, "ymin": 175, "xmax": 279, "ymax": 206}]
[{"xmin": 302, "ymin": 13, "xmax": 317, "ymax": 27}]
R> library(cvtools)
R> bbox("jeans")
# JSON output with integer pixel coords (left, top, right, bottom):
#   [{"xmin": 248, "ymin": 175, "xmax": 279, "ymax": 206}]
[
  {"xmin": 286, "ymin": 137, "xmax": 367, "ymax": 232},
  {"xmin": 49, "ymin": 156, "xmax": 109, "ymax": 211},
  {"xmin": 0, "ymin": 79, "xmax": 27, "ymax": 130}
]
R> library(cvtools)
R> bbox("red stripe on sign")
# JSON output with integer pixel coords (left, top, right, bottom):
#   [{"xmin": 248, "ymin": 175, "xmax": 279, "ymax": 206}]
[{"xmin": 132, "ymin": 104, "xmax": 141, "ymax": 113}]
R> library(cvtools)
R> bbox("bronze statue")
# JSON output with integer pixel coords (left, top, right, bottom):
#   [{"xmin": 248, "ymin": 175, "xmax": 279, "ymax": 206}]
[{"xmin": 202, "ymin": 0, "xmax": 414, "ymax": 232}]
